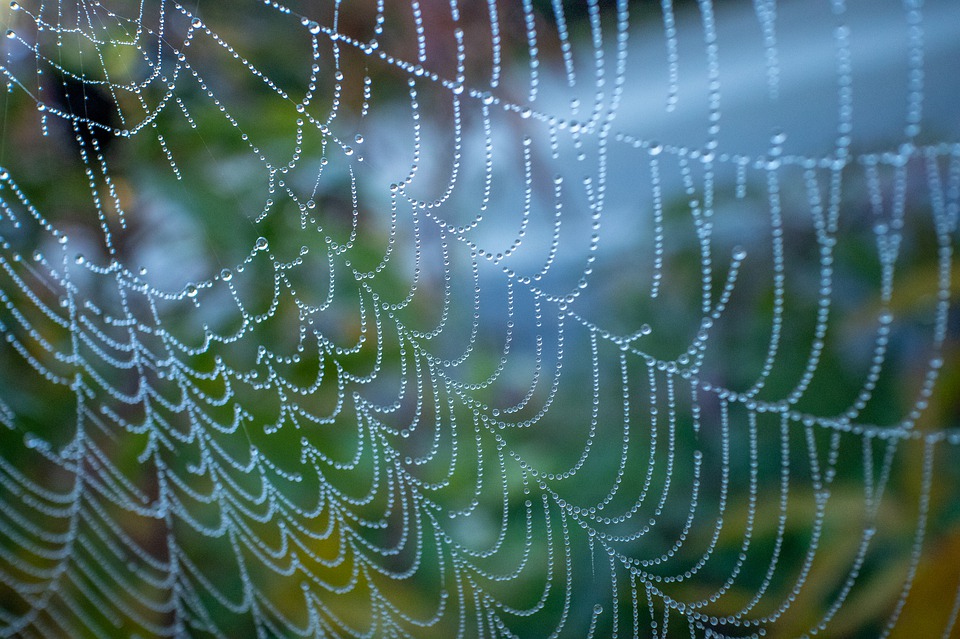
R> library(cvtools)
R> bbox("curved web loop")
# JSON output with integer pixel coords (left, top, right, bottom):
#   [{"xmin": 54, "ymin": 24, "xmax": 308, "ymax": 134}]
[{"xmin": 0, "ymin": 0, "xmax": 959, "ymax": 637}]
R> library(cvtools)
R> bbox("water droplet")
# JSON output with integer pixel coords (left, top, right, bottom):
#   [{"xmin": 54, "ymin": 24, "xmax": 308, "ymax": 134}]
[
  {"xmin": 308, "ymin": 21, "xmax": 321, "ymax": 35},
  {"xmin": 354, "ymin": 134, "xmax": 364, "ymax": 144},
  {"xmin": 255, "ymin": 237, "xmax": 269, "ymax": 251},
  {"xmin": 5, "ymin": 30, "xmax": 15, "ymax": 40},
  {"xmin": 191, "ymin": 17, "xmax": 203, "ymax": 29},
  {"xmin": 220, "ymin": 268, "xmax": 233, "ymax": 282},
  {"xmin": 593, "ymin": 604, "xmax": 603, "ymax": 615},
  {"xmin": 186, "ymin": 284, "xmax": 198, "ymax": 298}
]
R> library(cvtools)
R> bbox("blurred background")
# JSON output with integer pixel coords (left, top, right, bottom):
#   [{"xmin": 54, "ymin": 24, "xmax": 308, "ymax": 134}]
[{"xmin": 0, "ymin": 0, "xmax": 959, "ymax": 637}]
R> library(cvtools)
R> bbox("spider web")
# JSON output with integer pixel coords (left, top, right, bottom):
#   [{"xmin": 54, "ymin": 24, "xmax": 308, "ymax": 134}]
[{"xmin": 0, "ymin": 0, "xmax": 959, "ymax": 637}]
